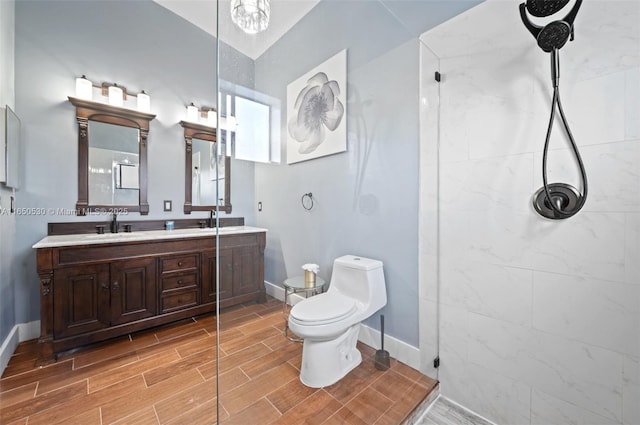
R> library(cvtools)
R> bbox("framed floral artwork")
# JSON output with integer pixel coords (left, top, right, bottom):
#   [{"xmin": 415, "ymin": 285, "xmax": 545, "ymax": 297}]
[{"xmin": 286, "ymin": 49, "xmax": 347, "ymax": 164}]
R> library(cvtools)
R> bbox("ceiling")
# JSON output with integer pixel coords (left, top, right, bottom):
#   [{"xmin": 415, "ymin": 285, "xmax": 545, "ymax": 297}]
[
  {"xmin": 152, "ymin": 0, "xmax": 321, "ymax": 60},
  {"xmin": 152, "ymin": 0, "xmax": 485, "ymax": 60}
]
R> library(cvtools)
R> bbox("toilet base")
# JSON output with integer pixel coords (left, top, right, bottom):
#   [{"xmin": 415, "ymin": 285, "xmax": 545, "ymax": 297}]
[{"xmin": 299, "ymin": 324, "xmax": 362, "ymax": 388}]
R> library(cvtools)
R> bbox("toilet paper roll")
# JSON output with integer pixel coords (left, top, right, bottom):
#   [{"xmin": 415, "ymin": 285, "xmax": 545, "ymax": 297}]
[{"xmin": 302, "ymin": 263, "xmax": 319, "ymax": 274}]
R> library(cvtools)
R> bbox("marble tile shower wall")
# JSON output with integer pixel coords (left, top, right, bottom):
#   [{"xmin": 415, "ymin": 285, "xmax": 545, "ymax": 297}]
[{"xmin": 421, "ymin": 1, "xmax": 639, "ymax": 424}]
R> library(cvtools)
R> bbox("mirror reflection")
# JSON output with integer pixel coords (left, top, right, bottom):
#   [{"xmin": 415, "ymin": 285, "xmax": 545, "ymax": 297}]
[
  {"xmin": 88, "ymin": 121, "xmax": 139, "ymax": 206},
  {"xmin": 191, "ymin": 137, "xmax": 225, "ymax": 206}
]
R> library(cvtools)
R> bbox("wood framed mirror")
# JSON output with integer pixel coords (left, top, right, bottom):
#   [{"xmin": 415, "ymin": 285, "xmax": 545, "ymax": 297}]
[
  {"xmin": 181, "ymin": 120, "xmax": 231, "ymax": 214},
  {"xmin": 69, "ymin": 96, "xmax": 155, "ymax": 215}
]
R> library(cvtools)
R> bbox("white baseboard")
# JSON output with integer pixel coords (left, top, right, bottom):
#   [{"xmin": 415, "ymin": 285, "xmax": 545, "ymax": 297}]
[
  {"xmin": 264, "ymin": 280, "xmax": 421, "ymax": 370},
  {"xmin": 20, "ymin": 320, "xmax": 41, "ymax": 341},
  {"xmin": 264, "ymin": 280, "xmax": 309, "ymax": 306},
  {"xmin": 358, "ymin": 324, "xmax": 421, "ymax": 370},
  {"xmin": 0, "ymin": 320, "xmax": 40, "ymax": 376},
  {"xmin": 0, "ymin": 326, "xmax": 19, "ymax": 376}
]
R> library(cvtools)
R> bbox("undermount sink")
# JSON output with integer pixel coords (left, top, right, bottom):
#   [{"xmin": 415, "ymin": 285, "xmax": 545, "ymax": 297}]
[
  {"xmin": 82, "ymin": 232, "xmax": 138, "ymax": 239},
  {"xmin": 219, "ymin": 226, "xmax": 243, "ymax": 232}
]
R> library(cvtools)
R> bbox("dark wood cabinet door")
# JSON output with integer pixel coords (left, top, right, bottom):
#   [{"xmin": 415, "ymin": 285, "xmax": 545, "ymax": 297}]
[
  {"xmin": 233, "ymin": 245, "xmax": 259, "ymax": 296},
  {"xmin": 201, "ymin": 249, "xmax": 233, "ymax": 303},
  {"xmin": 110, "ymin": 257, "xmax": 157, "ymax": 325},
  {"xmin": 53, "ymin": 264, "xmax": 110, "ymax": 338}
]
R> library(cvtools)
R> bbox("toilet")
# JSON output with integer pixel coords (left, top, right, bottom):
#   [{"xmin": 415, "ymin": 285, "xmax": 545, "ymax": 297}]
[{"xmin": 288, "ymin": 255, "xmax": 387, "ymax": 388}]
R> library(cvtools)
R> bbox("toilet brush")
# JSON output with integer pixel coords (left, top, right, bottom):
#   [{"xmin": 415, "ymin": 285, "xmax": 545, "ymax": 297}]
[{"xmin": 374, "ymin": 315, "xmax": 390, "ymax": 371}]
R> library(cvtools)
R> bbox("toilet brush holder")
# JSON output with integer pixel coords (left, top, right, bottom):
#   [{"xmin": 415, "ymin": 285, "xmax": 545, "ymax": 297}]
[
  {"xmin": 304, "ymin": 270, "xmax": 316, "ymax": 288},
  {"xmin": 375, "ymin": 315, "xmax": 390, "ymax": 371}
]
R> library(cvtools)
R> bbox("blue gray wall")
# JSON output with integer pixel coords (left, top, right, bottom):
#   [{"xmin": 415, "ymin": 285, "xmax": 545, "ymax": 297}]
[
  {"xmin": 13, "ymin": 0, "xmax": 254, "ymax": 326},
  {"xmin": 253, "ymin": 0, "xmax": 481, "ymax": 347}
]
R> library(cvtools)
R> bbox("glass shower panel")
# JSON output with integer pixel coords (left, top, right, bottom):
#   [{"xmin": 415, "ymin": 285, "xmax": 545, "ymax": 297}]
[
  {"xmin": 418, "ymin": 40, "xmax": 441, "ymax": 382},
  {"xmin": 216, "ymin": 0, "xmax": 440, "ymax": 421}
]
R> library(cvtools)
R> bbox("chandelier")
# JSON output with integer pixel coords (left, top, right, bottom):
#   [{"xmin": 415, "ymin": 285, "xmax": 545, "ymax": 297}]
[{"xmin": 230, "ymin": 0, "xmax": 271, "ymax": 34}]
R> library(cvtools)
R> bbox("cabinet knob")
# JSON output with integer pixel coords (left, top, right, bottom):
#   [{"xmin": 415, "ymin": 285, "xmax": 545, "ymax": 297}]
[
  {"xmin": 112, "ymin": 281, "xmax": 120, "ymax": 290},
  {"xmin": 178, "ymin": 261, "xmax": 183, "ymax": 267},
  {"xmin": 178, "ymin": 280, "xmax": 183, "ymax": 285},
  {"xmin": 101, "ymin": 283, "xmax": 109, "ymax": 291}
]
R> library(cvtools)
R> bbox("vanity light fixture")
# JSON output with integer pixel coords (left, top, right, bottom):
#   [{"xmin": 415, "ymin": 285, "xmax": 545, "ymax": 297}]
[
  {"xmin": 186, "ymin": 103, "xmax": 220, "ymax": 128},
  {"xmin": 72, "ymin": 76, "xmax": 151, "ymax": 112},
  {"xmin": 231, "ymin": 0, "xmax": 270, "ymax": 34}
]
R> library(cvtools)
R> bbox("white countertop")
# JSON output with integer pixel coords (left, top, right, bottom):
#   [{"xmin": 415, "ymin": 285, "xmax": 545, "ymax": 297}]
[{"xmin": 32, "ymin": 226, "xmax": 267, "ymax": 249}]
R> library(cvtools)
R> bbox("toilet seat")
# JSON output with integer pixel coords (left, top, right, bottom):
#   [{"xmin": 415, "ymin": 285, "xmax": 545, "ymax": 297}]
[{"xmin": 290, "ymin": 293, "xmax": 356, "ymax": 326}]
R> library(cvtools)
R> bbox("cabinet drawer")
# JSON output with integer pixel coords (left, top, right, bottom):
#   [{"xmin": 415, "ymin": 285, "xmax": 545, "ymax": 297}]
[
  {"xmin": 162, "ymin": 273, "xmax": 197, "ymax": 291},
  {"xmin": 161, "ymin": 289, "xmax": 198, "ymax": 313},
  {"xmin": 161, "ymin": 255, "xmax": 198, "ymax": 273}
]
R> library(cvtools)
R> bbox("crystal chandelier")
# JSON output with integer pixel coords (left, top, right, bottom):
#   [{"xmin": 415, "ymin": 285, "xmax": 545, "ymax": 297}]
[{"xmin": 230, "ymin": 0, "xmax": 271, "ymax": 34}]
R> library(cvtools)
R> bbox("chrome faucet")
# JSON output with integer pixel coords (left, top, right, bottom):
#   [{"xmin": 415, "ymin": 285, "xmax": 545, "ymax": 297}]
[{"xmin": 110, "ymin": 213, "xmax": 118, "ymax": 233}]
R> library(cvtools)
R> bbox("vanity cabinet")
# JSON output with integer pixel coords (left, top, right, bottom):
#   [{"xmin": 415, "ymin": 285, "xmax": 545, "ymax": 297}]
[{"xmin": 35, "ymin": 230, "xmax": 265, "ymax": 363}]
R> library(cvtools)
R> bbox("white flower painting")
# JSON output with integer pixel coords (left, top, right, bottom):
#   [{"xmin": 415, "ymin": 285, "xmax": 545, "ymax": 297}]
[{"xmin": 287, "ymin": 49, "xmax": 347, "ymax": 164}]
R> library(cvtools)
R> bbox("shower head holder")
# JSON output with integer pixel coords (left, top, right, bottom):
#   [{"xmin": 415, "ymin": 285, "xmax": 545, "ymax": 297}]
[
  {"xmin": 532, "ymin": 183, "xmax": 584, "ymax": 219},
  {"xmin": 520, "ymin": 0, "xmax": 583, "ymax": 52}
]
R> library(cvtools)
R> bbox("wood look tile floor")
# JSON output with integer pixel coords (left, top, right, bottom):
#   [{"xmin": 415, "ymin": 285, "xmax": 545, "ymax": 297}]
[{"xmin": 0, "ymin": 297, "xmax": 437, "ymax": 424}]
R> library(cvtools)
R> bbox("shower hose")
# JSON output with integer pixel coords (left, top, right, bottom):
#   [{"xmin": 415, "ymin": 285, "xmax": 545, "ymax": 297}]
[{"xmin": 541, "ymin": 48, "xmax": 588, "ymax": 217}]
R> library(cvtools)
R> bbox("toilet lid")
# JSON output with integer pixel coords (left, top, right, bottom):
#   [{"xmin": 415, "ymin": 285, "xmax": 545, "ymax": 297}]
[{"xmin": 290, "ymin": 293, "xmax": 356, "ymax": 325}]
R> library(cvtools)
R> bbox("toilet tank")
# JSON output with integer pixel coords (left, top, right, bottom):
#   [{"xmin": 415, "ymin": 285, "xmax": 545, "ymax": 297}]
[{"xmin": 329, "ymin": 255, "xmax": 387, "ymax": 310}]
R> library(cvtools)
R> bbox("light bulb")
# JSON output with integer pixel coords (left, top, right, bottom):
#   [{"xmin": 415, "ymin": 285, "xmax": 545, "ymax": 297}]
[
  {"xmin": 108, "ymin": 84, "xmax": 123, "ymax": 107},
  {"xmin": 187, "ymin": 103, "xmax": 199, "ymax": 122},
  {"xmin": 75, "ymin": 75, "xmax": 93, "ymax": 100},
  {"xmin": 207, "ymin": 110, "xmax": 218, "ymax": 127},
  {"xmin": 137, "ymin": 91, "xmax": 151, "ymax": 113}
]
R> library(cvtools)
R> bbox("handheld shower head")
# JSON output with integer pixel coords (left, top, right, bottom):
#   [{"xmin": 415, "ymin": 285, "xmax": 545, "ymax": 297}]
[
  {"xmin": 537, "ymin": 21, "xmax": 572, "ymax": 52},
  {"xmin": 525, "ymin": 0, "xmax": 571, "ymax": 17},
  {"xmin": 520, "ymin": 0, "xmax": 583, "ymax": 52}
]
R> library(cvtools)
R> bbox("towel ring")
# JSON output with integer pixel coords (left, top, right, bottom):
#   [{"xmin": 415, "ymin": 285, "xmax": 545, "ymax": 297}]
[{"xmin": 301, "ymin": 193, "xmax": 314, "ymax": 210}]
